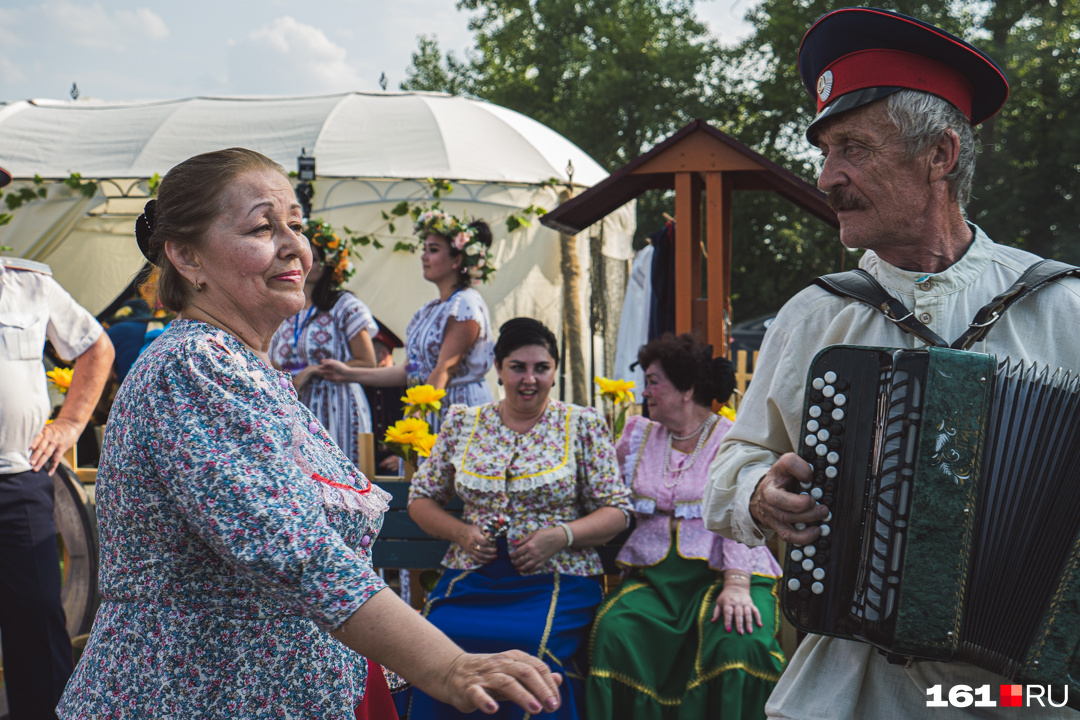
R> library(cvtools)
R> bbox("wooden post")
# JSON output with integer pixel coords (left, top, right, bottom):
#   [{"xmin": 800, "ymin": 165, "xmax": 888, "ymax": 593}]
[
  {"xmin": 674, "ymin": 172, "xmax": 693, "ymax": 335},
  {"xmin": 558, "ymin": 189, "xmax": 588, "ymax": 404},
  {"xmin": 357, "ymin": 433, "xmax": 376, "ymax": 479},
  {"xmin": 705, "ymin": 171, "xmax": 733, "ymax": 355}
]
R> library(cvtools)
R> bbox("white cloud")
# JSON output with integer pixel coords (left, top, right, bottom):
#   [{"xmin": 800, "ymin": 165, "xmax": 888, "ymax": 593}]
[
  {"xmin": 36, "ymin": 2, "xmax": 169, "ymax": 51},
  {"xmin": 226, "ymin": 16, "xmax": 364, "ymax": 95},
  {"xmin": 0, "ymin": 55, "xmax": 27, "ymax": 85}
]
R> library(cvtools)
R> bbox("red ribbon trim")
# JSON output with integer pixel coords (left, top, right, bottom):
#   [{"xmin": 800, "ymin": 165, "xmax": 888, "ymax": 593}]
[{"xmin": 312, "ymin": 472, "xmax": 372, "ymax": 496}]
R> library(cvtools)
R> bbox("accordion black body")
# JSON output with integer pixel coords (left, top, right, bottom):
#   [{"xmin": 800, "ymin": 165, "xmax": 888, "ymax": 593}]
[{"xmin": 780, "ymin": 345, "xmax": 1080, "ymax": 705}]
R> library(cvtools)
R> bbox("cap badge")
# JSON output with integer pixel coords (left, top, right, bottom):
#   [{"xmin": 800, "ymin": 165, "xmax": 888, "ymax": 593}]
[{"xmin": 817, "ymin": 70, "xmax": 834, "ymax": 103}]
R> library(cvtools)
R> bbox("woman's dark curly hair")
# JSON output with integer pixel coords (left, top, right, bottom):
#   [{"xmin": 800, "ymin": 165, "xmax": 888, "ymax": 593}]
[{"xmin": 636, "ymin": 333, "xmax": 735, "ymax": 407}]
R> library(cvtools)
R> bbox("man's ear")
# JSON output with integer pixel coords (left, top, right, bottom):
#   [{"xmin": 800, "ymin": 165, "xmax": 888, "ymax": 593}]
[
  {"xmin": 928, "ymin": 127, "xmax": 961, "ymax": 183},
  {"xmin": 164, "ymin": 239, "xmax": 202, "ymax": 285}
]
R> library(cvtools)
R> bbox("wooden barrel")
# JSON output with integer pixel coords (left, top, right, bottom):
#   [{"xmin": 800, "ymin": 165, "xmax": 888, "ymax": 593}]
[{"xmin": 53, "ymin": 463, "xmax": 100, "ymax": 637}]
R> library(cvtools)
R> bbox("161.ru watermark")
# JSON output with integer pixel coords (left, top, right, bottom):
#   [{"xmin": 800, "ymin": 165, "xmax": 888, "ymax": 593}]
[{"xmin": 926, "ymin": 685, "xmax": 1070, "ymax": 708}]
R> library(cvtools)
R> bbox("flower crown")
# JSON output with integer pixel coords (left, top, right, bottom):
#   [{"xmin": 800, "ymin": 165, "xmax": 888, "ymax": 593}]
[
  {"xmin": 305, "ymin": 219, "xmax": 354, "ymax": 288},
  {"xmin": 413, "ymin": 208, "xmax": 496, "ymax": 285}
]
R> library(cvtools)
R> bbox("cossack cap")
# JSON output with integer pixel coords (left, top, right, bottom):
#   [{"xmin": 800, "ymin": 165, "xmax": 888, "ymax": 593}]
[{"xmin": 799, "ymin": 7, "xmax": 1009, "ymax": 143}]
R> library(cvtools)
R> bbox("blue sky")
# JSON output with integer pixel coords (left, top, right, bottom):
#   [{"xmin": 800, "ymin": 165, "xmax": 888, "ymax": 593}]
[{"xmin": 0, "ymin": 0, "xmax": 758, "ymax": 101}]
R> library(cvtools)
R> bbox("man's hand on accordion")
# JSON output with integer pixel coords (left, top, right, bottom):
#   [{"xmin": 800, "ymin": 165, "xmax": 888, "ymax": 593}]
[{"xmin": 750, "ymin": 453, "xmax": 829, "ymax": 545}]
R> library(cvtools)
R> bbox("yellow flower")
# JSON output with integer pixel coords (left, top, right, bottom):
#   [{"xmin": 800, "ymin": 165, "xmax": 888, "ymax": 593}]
[
  {"xmin": 401, "ymin": 384, "xmax": 446, "ymax": 416},
  {"xmin": 594, "ymin": 376, "xmax": 635, "ymax": 404},
  {"xmin": 719, "ymin": 406, "xmax": 737, "ymax": 422},
  {"xmin": 46, "ymin": 367, "xmax": 74, "ymax": 393},
  {"xmin": 385, "ymin": 417, "xmax": 429, "ymax": 446},
  {"xmin": 412, "ymin": 432, "xmax": 438, "ymax": 458}
]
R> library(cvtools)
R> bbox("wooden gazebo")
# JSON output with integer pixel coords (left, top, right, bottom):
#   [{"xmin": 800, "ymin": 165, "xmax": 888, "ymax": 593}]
[{"xmin": 541, "ymin": 119, "xmax": 838, "ymax": 355}]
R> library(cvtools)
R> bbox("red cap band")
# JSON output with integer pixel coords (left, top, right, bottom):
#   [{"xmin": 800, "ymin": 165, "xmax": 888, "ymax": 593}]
[{"xmin": 816, "ymin": 48, "xmax": 975, "ymax": 121}]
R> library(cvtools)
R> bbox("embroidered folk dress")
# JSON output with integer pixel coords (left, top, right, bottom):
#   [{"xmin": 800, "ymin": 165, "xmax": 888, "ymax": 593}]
[
  {"xmin": 405, "ymin": 287, "xmax": 494, "ymax": 431},
  {"xmin": 58, "ymin": 319, "xmax": 391, "ymax": 719},
  {"xmin": 404, "ymin": 401, "xmax": 633, "ymax": 719},
  {"xmin": 269, "ymin": 292, "xmax": 378, "ymax": 467},
  {"xmin": 586, "ymin": 414, "xmax": 785, "ymax": 720}
]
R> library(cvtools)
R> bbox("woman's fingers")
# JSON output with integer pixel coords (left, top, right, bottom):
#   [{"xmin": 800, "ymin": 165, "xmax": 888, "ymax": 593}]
[{"xmin": 455, "ymin": 652, "xmax": 562, "ymax": 715}]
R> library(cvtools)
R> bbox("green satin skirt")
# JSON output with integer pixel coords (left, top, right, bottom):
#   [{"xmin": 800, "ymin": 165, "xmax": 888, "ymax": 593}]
[{"xmin": 586, "ymin": 546, "xmax": 785, "ymax": 719}]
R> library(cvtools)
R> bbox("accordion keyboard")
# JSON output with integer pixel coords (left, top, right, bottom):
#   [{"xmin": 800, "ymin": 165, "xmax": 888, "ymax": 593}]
[{"xmin": 784, "ymin": 347, "xmax": 925, "ymax": 643}]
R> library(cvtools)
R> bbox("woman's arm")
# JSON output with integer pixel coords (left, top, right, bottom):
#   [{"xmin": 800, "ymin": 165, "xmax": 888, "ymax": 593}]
[
  {"xmin": 345, "ymin": 328, "xmax": 376, "ymax": 369},
  {"xmin": 332, "ymin": 588, "xmax": 562, "ymax": 714},
  {"xmin": 316, "ymin": 359, "xmax": 408, "ymax": 387},
  {"xmin": 426, "ymin": 317, "xmax": 480, "ymax": 390}
]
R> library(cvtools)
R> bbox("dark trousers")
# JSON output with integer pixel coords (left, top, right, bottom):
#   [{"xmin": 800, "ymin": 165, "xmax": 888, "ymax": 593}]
[{"xmin": 0, "ymin": 469, "xmax": 73, "ymax": 720}]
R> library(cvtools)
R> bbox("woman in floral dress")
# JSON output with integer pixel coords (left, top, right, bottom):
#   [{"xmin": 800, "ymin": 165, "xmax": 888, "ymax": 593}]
[
  {"xmin": 57, "ymin": 149, "xmax": 564, "ymax": 720},
  {"xmin": 319, "ymin": 209, "xmax": 495, "ymax": 432},
  {"xmin": 269, "ymin": 222, "xmax": 377, "ymax": 467},
  {"xmin": 403, "ymin": 318, "xmax": 634, "ymax": 719}
]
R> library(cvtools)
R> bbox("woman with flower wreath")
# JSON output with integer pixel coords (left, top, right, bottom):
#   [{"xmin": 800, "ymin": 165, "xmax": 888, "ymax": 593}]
[
  {"xmin": 585, "ymin": 333, "xmax": 784, "ymax": 719},
  {"xmin": 320, "ymin": 209, "xmax": 495, "ymax": 432},
  {"xmin": 269, "ymin": 221, "xmax": 378, "ymax": 468}
]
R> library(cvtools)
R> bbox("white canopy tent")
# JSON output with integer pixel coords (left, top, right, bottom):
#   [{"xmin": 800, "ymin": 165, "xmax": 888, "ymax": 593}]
[{"xmin": 0, "ymin": 91, "xmax": 634, "ymax": 398}]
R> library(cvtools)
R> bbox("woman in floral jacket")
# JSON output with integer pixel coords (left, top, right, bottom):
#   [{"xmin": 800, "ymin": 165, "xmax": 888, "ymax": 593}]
[{"xmin": 405, "ymin": 317, "xmax": 633, "ymax": 719}]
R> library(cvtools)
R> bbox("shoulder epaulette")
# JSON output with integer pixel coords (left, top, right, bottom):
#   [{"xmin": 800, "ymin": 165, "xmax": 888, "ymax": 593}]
[{"xmin": 0, "ymin": 256, "xmax": 53, "ymax": 276}]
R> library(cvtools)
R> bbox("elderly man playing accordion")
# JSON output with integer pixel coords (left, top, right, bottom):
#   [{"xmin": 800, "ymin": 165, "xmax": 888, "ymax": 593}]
[{"xmin": 704, "ymin": 7, "xmax": 1080, "ymax": 720}]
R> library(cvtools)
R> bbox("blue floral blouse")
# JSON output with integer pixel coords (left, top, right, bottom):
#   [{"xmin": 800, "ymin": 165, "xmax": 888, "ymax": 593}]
[{"xmin": 58, "ymin": 319, "xmax": 391, "ymax": 719}]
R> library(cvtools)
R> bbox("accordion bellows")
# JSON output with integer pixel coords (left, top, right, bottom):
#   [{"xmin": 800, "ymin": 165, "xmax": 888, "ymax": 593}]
[{"xmin": 781, "ymin": 345, "xmax": 1080, "ymax": 706}]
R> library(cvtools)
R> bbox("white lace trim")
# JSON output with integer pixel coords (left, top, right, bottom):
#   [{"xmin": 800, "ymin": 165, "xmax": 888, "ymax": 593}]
[
  {"xmin": 632, "ymin": 495, "xmax": 657, "ymax": 515},
  {"xmin": 673, "ymin": 500, "xmax": 702, "ymax": 519},
  {"xmin": 456, "ymin": 464, "xmax": 577, "ymax": 493},
  {"xmin": 316, "ymin": 480, "xmax": 391, "ymax": 523}
]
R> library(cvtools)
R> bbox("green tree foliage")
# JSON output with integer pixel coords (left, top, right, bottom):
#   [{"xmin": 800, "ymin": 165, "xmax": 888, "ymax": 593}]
[
  {"xmin": 402, "ymin": 0, "xmax": 721, "ymax": 170},
  {"xmin": 404, "ymin": 0, "xmax": 1080, "ymax": 319}
]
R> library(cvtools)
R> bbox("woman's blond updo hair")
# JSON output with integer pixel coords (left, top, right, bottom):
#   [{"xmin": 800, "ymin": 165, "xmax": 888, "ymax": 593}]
[{"xmin": 136, "ymin": 148, "xmax": 287, "ymax": 312}]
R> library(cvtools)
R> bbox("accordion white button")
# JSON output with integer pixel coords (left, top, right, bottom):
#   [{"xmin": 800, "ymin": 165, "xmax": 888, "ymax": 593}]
[
  {"xmin": 809, "ymin": 405, "xmax": 822, "ymax": 418},
  {"xmin": 807, "ymin": 419, "xmax": 820, "ymax": 432},
  {"xmin": 812, "ymin": 377, "xmax": 825, "ymax": 390},
  {"xmin": 825, "ymin": 512, "xmax": 833, "ymax": 522},
  {"xmin": 825, "ymin": 466, "xmax": 838, "ymax": 478},
  {"xmin": 826, "ymin": 451, "xmax": 839, "ymax": 464},
  {"xmin": 813, "ymin": 568, "xmax": 826, "ymax": 580},
  {"xmin": 817, "ymin": 429, "xmax": 830, "ymax": 441},
  {"xmin": 811, "ymin": 582, "xmax": 824, "ymax": 594},
  {"xmin": 822, "ymin": 385, "xmax": 835, "ymax": 398},
  {"xmin": 804, "ymin": 545, "xmax": 816, "ymax": 558},
  {"xmin": 824, "ymin": 371, "xmax": 837, "ymax": 383},
  {"xmin": 800, "ymin": 482, "xmax": 812, "ymax": 490},
  {"xmin": 810, "ymin": 487, "xmax": 823, "ymax": 500},
  {"xmin": 832, "ymin": 408, "xmax": 845, "ymax": 421},
  {"xmin": 820, "ymin": 524, "xmax": 831, "ymax": 536},
  {"xmin": 815, "ymin": 444, "xmax": 828, "ymax": 456},
  {"xmin": 788, "ymin": 578, "xmax": 801, "ymax": 591},
  {"xmin": 805, "ymin": 435, "xmax": 818, "ymax": 447},
  {"xmin": 834, "ymin": 394, "xmax": 847, "ymax": 406},
  {"xmin": 791, "ymin": 549, "xmax": 803, "ymax": 561},
  {"xmin": 794, "ymin": 522, "xmax": 806, "ymax": 530},
  {"xmin": 802, "ymin": 559, "xmax": 815, "ymax": 572}
]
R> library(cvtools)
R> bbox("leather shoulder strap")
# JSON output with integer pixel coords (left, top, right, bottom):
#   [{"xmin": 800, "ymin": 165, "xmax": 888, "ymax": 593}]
[
  {"xmin": 812, "ymin": 269, "xmax": 949, "ymax": 348},
  {"xmin": 951, "ymin": 260, "xmax": 1080, "ymax": 350}
]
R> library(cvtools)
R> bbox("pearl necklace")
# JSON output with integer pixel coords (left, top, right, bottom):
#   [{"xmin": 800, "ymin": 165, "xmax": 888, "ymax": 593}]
[{"xmin": 663, "ymin": 414, "xmax": 719, "ymax": 488}]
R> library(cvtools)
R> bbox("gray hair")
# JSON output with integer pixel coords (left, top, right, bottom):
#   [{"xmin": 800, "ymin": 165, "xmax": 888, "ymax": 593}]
[{"xmin": 882, "ymin": 90, "xmax": 978, "ymax": 209}]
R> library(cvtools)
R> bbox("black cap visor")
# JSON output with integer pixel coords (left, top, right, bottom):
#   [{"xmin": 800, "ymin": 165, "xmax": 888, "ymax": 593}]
[{"xmin": 806, "ymin": 86, "xmax": 902, "ymax": 145}]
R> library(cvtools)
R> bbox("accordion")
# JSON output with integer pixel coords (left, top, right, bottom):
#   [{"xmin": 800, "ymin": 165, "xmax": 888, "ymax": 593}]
[{"xmin": 781, "ymin": 345, "xmax": 1080, "ymax": 703}]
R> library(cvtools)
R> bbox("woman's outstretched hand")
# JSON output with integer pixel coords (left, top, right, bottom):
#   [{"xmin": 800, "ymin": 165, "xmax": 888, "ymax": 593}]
[{"xmin": 444, "ymin": 650, "xmax": 563, "ymax": 715}]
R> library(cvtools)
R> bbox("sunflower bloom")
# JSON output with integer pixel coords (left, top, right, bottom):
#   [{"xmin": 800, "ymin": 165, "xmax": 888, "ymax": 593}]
[
  {"xmin": 47, "ymin": 367, "xmax": 74, "ymax": 393},
  {"xmin": 401, "ymin": 384, "xmax": 446, "ymax": 417},
  {"xmin": 594, "ymin": 376, "xmax": 635, "ymax": 404},
  {"xmin": 413, "ymin": 432, "xmax": 438, "ymax": 458}
]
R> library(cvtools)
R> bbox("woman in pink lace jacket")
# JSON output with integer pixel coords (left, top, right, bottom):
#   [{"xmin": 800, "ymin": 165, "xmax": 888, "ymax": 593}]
[{"xmin": 586, "ymin": 333, "xmax": 785, "ymax": 719}]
